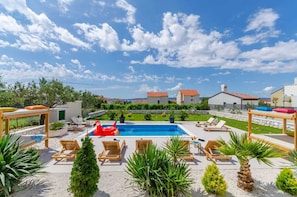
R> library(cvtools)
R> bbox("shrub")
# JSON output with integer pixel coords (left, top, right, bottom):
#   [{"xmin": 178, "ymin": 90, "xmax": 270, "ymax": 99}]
[
  {"xmin": 164, "ymin": 136, "xmax": 189, "ymax": 163},
  {"xmin": 144, "ymin": 113, "xmax": 152, "ymax": 120},
  {"xmin": 127, "ymin": 112, "xmax": 132, "ymax": 117},
  {"xmin": 178, "ymin": 110, "xmax": 188, "ymax": 121},
  {"xmin": 161, "ymin": 112, "xmax": 166, "ymax": 117},
  {"xmin": 276, "ymin": 168, "xmax": 297, "ymax": 196},
  {"xmin": 68, "ymin": 136, "xmax": 100, "ymax": 197},
  {"xmin": 50, "ymin": 121, "xmax": 65, "ymax": 130},
  {"xmin": 126, "ymin": 144, "xmax": 193, "ymax": 196},
  {"xmin": 202, "ymin": 163, "xmax": 227, "ymax": 196},
  {"xmin": 0, "ymin": 135, "xmax": 42, "ymax": 196},
  {"xmin": 107, "ymin": 110, "xmax": 117, "ymax": 120}
]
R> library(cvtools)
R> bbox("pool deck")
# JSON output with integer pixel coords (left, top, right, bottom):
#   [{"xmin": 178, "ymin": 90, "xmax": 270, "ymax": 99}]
[{"xmin": 38, "ymin": 121, "xmax": 293, "ymax": 174}]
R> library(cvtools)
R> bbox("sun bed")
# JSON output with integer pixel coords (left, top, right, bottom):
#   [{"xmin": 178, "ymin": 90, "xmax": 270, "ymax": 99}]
[
  {"xmin": 51, "ymin": 140, "xmax": 81, "ymax": 161},
  {"xmin": 202, "ymin": 140, "xmax": 231, "ymax": 162},
  {"xmin": 135, "ymin": 139, "xmax": 153, "ymax": 153},
  {"xmin": 203, "ymin": 120, "xmax": 231, "ymax": 132},
  {"xmin": 196, "ymin": 117, "xmax": 216, "ymax": 127},
  {"xmin": 179, "ymin": 140, "xmax": 195, "ymax": 161},
  {"xmin": 70, "ymin": 116, "xmax": 91, "ymax": 127},
  {"xmin": 98, "ymin": 140, "xmax": 126, "ymax": 164}
]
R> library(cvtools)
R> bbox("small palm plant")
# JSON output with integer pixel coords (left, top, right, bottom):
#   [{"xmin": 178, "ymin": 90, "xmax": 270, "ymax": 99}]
[
  {"xmin": 217, "ymin": 132, "xmax": 284, "ymax": 192},
  {"xmin": 164, "ymin": 136, "xmax": 189, "ymax": 163},
  {"xmin": 126, "ymin": 143, "xmax": 193, "ymax": 196},
  {"xmin": 0, "ymin": 134, "xmax": 42, "ymax": 196}
]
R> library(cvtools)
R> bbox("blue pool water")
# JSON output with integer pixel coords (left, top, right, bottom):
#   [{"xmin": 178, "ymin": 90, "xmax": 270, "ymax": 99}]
[{"xmin": 89, "ymin": 124, "xmax": 189, "ymax": 136}]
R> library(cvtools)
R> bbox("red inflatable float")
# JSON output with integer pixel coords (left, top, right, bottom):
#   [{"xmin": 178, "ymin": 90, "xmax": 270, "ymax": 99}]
[
  {"xmin": 273, "ymin": 108, "xmax": 296, "ymax": 114},
  {"xmin": 93, "ymin": 120, "xmax": 119, "ymax": 136}
]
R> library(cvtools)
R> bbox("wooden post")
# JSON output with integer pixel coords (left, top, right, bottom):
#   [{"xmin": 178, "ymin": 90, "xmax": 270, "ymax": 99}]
[
  {"xmin": 45, "ymin": 110, "xmax": 49, "ymax": 148},
  {"xmin": 248, "ymin": 109, "xmax": 252, "ymax": 139},
  {"xmin": 282, "ymin": 119, "xmax": 287, "ymax": 134},
  {"xmin": 5, "ymin": 119, "xmax": 9, "ymax": 135}
]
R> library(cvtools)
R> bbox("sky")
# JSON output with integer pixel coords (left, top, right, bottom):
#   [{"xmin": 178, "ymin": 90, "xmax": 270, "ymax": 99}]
[{"xmin": 0, "ymin": 0, "xmax": 297, "ymax": 99}]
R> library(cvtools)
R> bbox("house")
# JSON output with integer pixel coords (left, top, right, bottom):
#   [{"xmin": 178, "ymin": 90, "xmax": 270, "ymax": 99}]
[
  {"xmin": 147, "ymin": 92, "xmax": 168, "ymax": 104},
  {"xmin": 176, "ymin": 90, "xmax": 200, "ymax": 105},
  {"xmin": 271, "ymin": 77, "xmax": 297, "ymax": 108},
  {"xmin": 208, "ymin": 84, "xmax": 259, "ymax": 110},
  {"xmin": 51, "ymin": 101, "xmax": 82, "ymax": 122}
]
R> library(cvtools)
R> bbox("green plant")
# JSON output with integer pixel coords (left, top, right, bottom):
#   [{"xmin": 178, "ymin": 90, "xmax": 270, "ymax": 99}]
[
  {"xmin": 126, "ymin": 144, "xmax": 193, "ymax": 196},
  {"xmin": 218, "ymin": 132, "xmax": 284, "ymax": 192},
  {"xmin": 107, "ymin": 110, "xmax": 117, "ymax": 120},
  {"xmin": 68, "ymin": 136, "xmax": 99, "ymax": 197},
  {"xmin": 161, "ymin": 112, "xmax": 166, "ymax": 117},
  {"xmin": 0, "ymin": 135, "xmax": 42, "ymax": 196},
  {"xmin": 127, "ymin": 112, "xmax": 132, "ymax": 117},
  {"xmin": 169, "ymin": 110, "xmax": 175, "ymax": 118},
  {"xmin": 276, "ymin": 168, "xmax": 297, "ymax": 195},
  {"xmin": 49, "ymin": 121, "xmax": 65, "ymax": 130},
  {"xmin": 202, "ymin": 163, "xmax": 227, "ymax": 196},
  {"xmin": 144, "ymin": 113, "xmax": 152, "ymax": 120},
  {"xmin": 164, "ymin": 136, "xmax": 189, "ymax": 163},
  {"xmin": 178, "ymin": 110, "xmax": 188, "ymax": 121}
]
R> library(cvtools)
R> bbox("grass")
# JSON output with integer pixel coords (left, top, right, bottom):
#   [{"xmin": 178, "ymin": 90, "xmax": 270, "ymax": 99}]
[{"xmin": 96, "ymin": 113, "xmax": 284, "ymax": 135}]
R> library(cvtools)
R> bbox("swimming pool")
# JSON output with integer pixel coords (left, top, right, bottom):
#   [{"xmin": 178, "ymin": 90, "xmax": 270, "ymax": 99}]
[{"xmin": 89, "ymin": 124, "xmax": 189, "ymax": 136}]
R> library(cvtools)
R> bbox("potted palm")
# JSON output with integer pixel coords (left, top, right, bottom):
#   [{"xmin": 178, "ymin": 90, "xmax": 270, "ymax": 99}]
[
  {"xmin": 169, "ymin": 110, "xmax": 175, "ymax": 123},
  {"xmin": 119, "ymin": 109, "xmax": 125, "ymax": 123}
]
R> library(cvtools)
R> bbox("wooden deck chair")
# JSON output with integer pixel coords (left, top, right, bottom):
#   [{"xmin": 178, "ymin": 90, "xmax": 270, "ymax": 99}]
[
  {"xmin": 98, "ymin": 140, "xmax": 126, "ymax": 164},
  {"xmin": 51, "ymin": 140, "xmax": 81, "ymax": 161},
  {"xmin": 135, "ymin": 139, "xmax": 153, "ymax": 153},
  {"xmin": 202, "ymin": 140, "xmax": 231, "ymax": 162},
  {"xmin": 196, "ymin": 117, "xmax": 216, "ymax": 127},
  {"xmin": 203, "ymin": 120, "xmax": 231, "ymax": 132},
  {"xmin": 179, "ymin": 140, "xmax": 194, "ymax": 161}
]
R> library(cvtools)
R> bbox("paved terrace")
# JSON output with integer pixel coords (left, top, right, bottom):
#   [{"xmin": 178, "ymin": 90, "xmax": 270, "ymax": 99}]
[{"xmin": 31, "ymin": 121, "xmax": 293, "ymax": 174}]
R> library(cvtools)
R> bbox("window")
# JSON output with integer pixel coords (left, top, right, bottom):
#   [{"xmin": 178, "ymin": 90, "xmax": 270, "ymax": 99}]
[{"xmin": 58, "ymin": 110, "xmax": 65, "ymax": 121}]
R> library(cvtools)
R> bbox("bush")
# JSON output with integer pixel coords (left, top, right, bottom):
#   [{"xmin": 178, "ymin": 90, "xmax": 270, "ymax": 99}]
[
  {"xmin": 50, "ymin": 121, "xmax": 65, "ymax": 130},
  {"xmin": 202, "ymin": 163, "xmax": 227, "ymax": 196},
  {"xmin": 126, "ymin": 144, "xmax": 193, "ymax": 196},
  {"xmin": 68, "ymin": 136, "xmax": 100, "ymax": 197},
  {"xmin": 144, "ymin": 113, "xmax": 152, "ymax": 120},
  {"xmin": 178, "ymin": 110, "xmax": 188, "ymax": 121},
  {"xmin": 107, "ymin": 110, "xmax": 117, "ymax": 120},
  {"xmin": 0, "ymin": 135, "xmax": 42, "ymax": 196},
  {"xmin": 276, "ymin": 168, "xmax": 297, "ymax": 195}
]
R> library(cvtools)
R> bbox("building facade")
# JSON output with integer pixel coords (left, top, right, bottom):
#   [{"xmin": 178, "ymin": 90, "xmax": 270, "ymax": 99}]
[
  {"xmin": 176, "ymin": 90, "xmax": 200, "ymax": 105},
  {"xmin": 147, "ymin": 92, "xmax": 168, "ymax": 104}
]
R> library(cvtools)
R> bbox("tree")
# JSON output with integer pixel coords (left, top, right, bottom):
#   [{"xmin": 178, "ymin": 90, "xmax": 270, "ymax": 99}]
[
  {"xmin": 69, "ymin": 136, "xmax": 99, "ymax": 197},
  {"xmin": 217, "ymin": 132, "xmax": 283, "ymax": 192}
]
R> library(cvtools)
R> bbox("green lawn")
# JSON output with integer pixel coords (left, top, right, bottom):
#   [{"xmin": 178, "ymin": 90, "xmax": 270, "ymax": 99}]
[{"xmin": 96, "ymin": 113, "xmax": 284, "ymax": 134}]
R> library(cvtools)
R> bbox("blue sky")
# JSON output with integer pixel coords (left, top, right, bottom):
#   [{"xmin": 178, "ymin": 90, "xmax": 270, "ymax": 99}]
[{"xmin": 0, "ymin": 0, "xmax": 297, "ymax": 99}]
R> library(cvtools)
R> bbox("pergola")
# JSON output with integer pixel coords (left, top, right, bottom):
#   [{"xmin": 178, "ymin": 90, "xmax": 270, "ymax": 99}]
[
  {"xmin": 0, "ymin": 108, "xmax": 50, "ymax": 148},
  {"xmin": 248, "ymin": 109, "xmax": 297, "ymax": 151}
]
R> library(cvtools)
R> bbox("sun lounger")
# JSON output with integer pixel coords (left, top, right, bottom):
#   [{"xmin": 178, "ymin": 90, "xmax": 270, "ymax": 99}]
[
  {"xmin": 196, "ymin": 117, "xmax": 216, "ymax": 127},
  {"xmin": 203, "ymin": 120, "xmax": 231, "ymax": 132},
  {"xmin": 202, "ymin": 140, "xmax": 231, "ymax": 162},
  {"xmin": 70, "ymin": 116, "xmax": 91, "ymax": 127},
  {"xmin": 11, "ymin": 134, "xmax": 46, "ymax": 149},
  {"xmin": 179, "ymin": 140, "xmax": 194, "ymax": 161},
  {"xmin": 98, "ymin": 140, "xmax": 126, "ymax": 164},
  {"xmin": 135, "ymin": 139, "xmax": 153, "ymax": 153},
  {"xmin": 51, "ymin": 140, "xmax": 81, "ymax": 161}
]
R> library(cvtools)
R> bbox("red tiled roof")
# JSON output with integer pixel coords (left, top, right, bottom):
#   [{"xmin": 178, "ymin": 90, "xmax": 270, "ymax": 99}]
[
  {"xmin": 226, "ymin": 92, "xmax": 259, "ymax": 100},
  {"xmin": 179, "ymin": 90, "xmax": 200, "ymax": 96},
  {"xmin": 147, "ymin": 92, "xmax": 168, "ymax": 97},
  {"xmin": 133, "ymin": 99, "xmax": 147, "ymax": 103}
]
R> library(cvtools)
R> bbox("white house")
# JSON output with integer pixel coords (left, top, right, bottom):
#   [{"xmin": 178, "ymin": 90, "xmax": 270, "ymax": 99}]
[
  {"xmin": 50, "ymin": 101, "xmax": 82, "ymax": 122},
  {"xmin": 176, "ymin": 90, "xmax": 200, "ymax": 105},
  {"xmin": 147, "ymin": 92, "xmax": 168, "ymax": 104},
  {"xmin": 208, "ymin": 85, "xmax": 259, "ymax": 109}
]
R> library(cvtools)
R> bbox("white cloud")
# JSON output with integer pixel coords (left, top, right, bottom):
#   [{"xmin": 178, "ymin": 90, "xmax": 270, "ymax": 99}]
[
  {"xmin": 58, "ymin": 0, "xmax": 73, "ymax": 13},
  {"xmin": 128, "ymin": 65, "xmax": 135, "ymax": 73},
  {"xmin": 211, "ymin": 71, "xmax": 231, "ymax": 76},
  {"xmin": 196, "ymin": 77, "xmax": 209, "ymax": 84},
  {"xmin": 137, "ymin": 84, "xmax": 159, "ymax": 93},
  {"xmin": 263, "ymin": 86, "xmax": 274, "ymax": 92},
  {"xmin": 74, "ymin": 23, "xmax": 120, "ymax": 51},
  {"xmin": 114, "ymin": 0, "xmax": 136, "ymax": 25},
  {"xmin": 167, "ymin": 82, "xmax": 182, "ymax": 91},
  {"xmin": 0, "ymin": 0, "xmax": 90, "ymax": 52},
  {"xmin": 239, "ymin": 9, "xmax": 280, "ymax": 45}
]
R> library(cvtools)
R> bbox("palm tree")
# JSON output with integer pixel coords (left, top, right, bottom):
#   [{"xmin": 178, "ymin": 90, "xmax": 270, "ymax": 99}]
[{"xmin": 217, "ymin": 132, "xmax": 284, "ymax": 192}]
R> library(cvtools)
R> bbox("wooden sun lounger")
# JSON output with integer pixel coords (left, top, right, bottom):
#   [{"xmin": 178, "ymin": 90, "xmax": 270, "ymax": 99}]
[
  {"xmin": 202, "ymin": 140, "xmax": 231, "ymax": 162},
  {"xmin": 196, "ymin": 117, "xmax": 216, "ymax": 127},
  {"xmin": 135, "ymin": 139, "xmax": 153, "ymax": 153},
  {"xmin": 98, "ymin": 140, "xmax": 126, "ymax": 164},
  {"xmin": 179, "ymin": 140, "xmax": 194, "ymax": 161},
  {"xmin": 51, "ymin": 140, "xmax": 81, "ymax": 161},
  {"xmin": 203, "ymin": 120, "xmax": 231, "ymax": 132}
]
